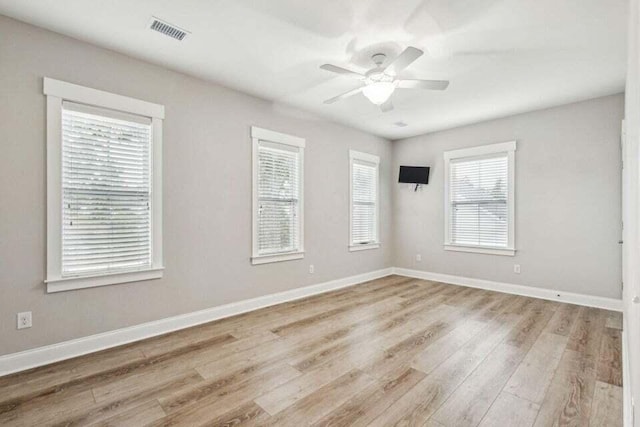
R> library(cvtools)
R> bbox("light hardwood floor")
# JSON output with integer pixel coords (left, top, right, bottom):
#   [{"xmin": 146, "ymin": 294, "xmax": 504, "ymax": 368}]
[{"xmin": 0, "ymin": 275, "xmax": 623, "ymax": 426}]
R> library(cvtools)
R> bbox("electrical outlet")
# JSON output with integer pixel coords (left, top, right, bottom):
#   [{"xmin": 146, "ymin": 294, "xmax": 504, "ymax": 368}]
[
  {"xmin": 309, "ymin": 264, "xmax": 314, "ymax": 274},
  {"xmin": 17, "ymin": 312, "xmax": 32, "ymax": 329},
  {"xmin": 416, "ymin": 254, "xmax": 422, "ymax": 262},
  {"xmin": 514, "ymin": 264, "xmax": 521, "ymax": 274}
]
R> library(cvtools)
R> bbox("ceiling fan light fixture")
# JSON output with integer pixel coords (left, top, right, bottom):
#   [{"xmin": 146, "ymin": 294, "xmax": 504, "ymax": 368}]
[{"xmin": 362, "ymin": 81, "xmax": 396, "ymax": 105}]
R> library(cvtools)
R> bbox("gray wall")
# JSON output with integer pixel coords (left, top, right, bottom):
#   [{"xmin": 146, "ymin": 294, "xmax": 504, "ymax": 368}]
[
  {"xmin": 0, "ymin": 16, "xmax": 392, "ymax": 355},
  {"xmin": 392, "ymin": 94, "xmax": 624, "ymax": 299}
]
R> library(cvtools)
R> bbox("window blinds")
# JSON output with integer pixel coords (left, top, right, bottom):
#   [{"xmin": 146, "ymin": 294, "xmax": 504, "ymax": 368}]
[
  {"xmin": 351, "ymin": 160, "xmax": 377, "ymax": 244},
  {"xmin": 61, "ymin": 102, "xmax": 152, "ymax": 276},
  {"xmin": 257, "ymin": 141, "xmax": 301, "ymax": 255},
  {"xmin": 449, "ymin": 154, "xmax": 508, "ymax": 248}
]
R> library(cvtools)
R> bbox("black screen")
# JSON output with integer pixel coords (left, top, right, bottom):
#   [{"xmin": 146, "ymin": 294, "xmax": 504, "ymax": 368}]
[{"xmin": 399, "ymin": 166, "xmax": 430, "ymax": 184}]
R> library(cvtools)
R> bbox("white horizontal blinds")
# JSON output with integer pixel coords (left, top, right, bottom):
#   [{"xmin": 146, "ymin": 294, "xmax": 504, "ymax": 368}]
[
  {"xmin": 61, "ymin": 102, "xmax": 153, "ymax": 276},
  {"xmin": 351, "ymin": 159, "xmax": 377, "ymax": 244},
  {"xmin": 257, "ymin": 141, "xmax": 301, "ymax": 255},
  {"xmin": 450, "ymin": 153, "xmax": 508, "ymax": 248}
]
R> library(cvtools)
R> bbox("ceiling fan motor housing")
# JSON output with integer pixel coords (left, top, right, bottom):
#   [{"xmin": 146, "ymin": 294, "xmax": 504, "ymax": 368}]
[{"xmin": 366, "ymin": 69, "xmax": 394, "ymax": 84}]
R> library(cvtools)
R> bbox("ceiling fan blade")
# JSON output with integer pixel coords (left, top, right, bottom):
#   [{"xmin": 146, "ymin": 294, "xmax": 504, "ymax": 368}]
[
  {"xmin": 323, "ymin": 86, "xmax": 363, "ymax": 104},
  {"xmin": 320, "ymin": 64, "xmax": 365, "ymax": 79},
  {"xmin": 383, "ymin": 47, "xmax": 424, "ymax": 76},
  {"xmin": 380, "ymin": 99, "xmax": 394, "ymax": 113},
  {"xmin": 397, "ymin": 79, "xmax": 449, "ymax": 90}
]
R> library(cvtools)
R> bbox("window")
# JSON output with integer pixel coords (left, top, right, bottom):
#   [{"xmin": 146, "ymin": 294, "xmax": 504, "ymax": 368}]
[
  {"xmin": 444, "ymin": 141, "xmax": 516, "ymax": 256},
  {"xmin": 349, "ymin": 150, "xmax": 380, "ymax": 251},
  {"xmin": 45, "ymin": 78, "xmax": 164, "ymax": 292},
  {"xmin": 251, "ymin": 126, "xmax": 305, "ymax": 265}
]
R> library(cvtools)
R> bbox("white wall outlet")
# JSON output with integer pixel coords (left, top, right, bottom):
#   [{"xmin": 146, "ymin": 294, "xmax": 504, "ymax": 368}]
[
  {"xmin": 309, "ymin": 264, "xmax": 314, "ymax": 274},
  {"xmin": 514, "ymin": 264, "xmax": 521, "ymax": 274},
  {"xmin": 416, "ymin": 254, "xmax": 422, "ymax": 262},
  {"xmin": 17, "ymin": 311, "xmax": 32, "ymax": 329}
]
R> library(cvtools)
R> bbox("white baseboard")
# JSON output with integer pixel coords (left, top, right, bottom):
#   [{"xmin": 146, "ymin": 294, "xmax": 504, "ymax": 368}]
[
  {"xmin": 393, "ymin": 267, "xmax": 623, "ymax": 312},
  {"xmin": 0, "ymin": 268, "xmax": 393, "ymax": 377}
]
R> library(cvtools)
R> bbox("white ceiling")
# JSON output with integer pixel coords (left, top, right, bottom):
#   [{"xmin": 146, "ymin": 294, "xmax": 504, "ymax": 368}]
[{"xmin": 0, "ymin": 0, "xmax": 627, "ymax": 139}]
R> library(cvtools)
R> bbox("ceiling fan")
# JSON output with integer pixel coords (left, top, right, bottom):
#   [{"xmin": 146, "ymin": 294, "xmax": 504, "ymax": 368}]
[{"xmin": 320, "ymin": 46, "xmax": 449, "ymax": 112}]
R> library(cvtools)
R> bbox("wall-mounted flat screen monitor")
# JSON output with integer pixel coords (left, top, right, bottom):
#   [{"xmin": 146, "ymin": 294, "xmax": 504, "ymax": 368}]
[{"xmin": 399, "ymin": 166, "xmax": 430, "ymax": 184}]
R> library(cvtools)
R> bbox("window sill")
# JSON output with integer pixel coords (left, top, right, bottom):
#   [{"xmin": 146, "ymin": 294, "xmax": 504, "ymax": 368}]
[
  {"xmin": 349, "ymin": 243, "xmax": 380, "ymax": 252},
  {"xmin": 444, "ymin": 244, "xmax": 515, "ymax": 256},
  {"xmin": 46, "ymin": 267, "xmax": 164, "ymax": 293},
  {"xmin": 251, "ymin": 251, "xmax": 304, "ymax": 265}
]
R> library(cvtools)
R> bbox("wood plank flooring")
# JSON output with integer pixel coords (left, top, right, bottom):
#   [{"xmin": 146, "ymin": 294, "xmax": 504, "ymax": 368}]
[{"xmin": 0, "ymin": 275, "xmax": 623, "ymax": 426}]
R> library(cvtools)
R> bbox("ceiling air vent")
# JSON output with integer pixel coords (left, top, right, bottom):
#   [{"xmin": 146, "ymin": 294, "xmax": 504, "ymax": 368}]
[{"xmin": 149, "ymin": 17, "xmax": 189, "ymax": 41}]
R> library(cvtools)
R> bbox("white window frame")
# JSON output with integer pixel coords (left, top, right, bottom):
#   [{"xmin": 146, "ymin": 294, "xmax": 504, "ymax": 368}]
[
  {"xmin": 444, "ymin": 141, "xmax": 516, "ymax": 256},
  {"xmin": 349, "ymin": 150, "xmax": 380, "ymax": 252},
  {"xmin": 251, "ymin": 126, "xmax": 305, "ymax": 265},
  {"xmin": 44, "ymin": 78, "xmax": 164, "ymax": 292}
]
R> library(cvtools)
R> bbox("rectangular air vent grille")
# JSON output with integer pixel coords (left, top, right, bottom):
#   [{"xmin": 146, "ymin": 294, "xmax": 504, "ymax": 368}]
[{"xmin": 149, "ymin": 18, "xmax": 188, "ymax": 41}]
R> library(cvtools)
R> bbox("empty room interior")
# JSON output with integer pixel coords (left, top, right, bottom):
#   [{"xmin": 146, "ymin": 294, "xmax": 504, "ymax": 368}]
[{"xmin": 2, "ymin": 0, "xmax": 640, "ymax": 426}]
